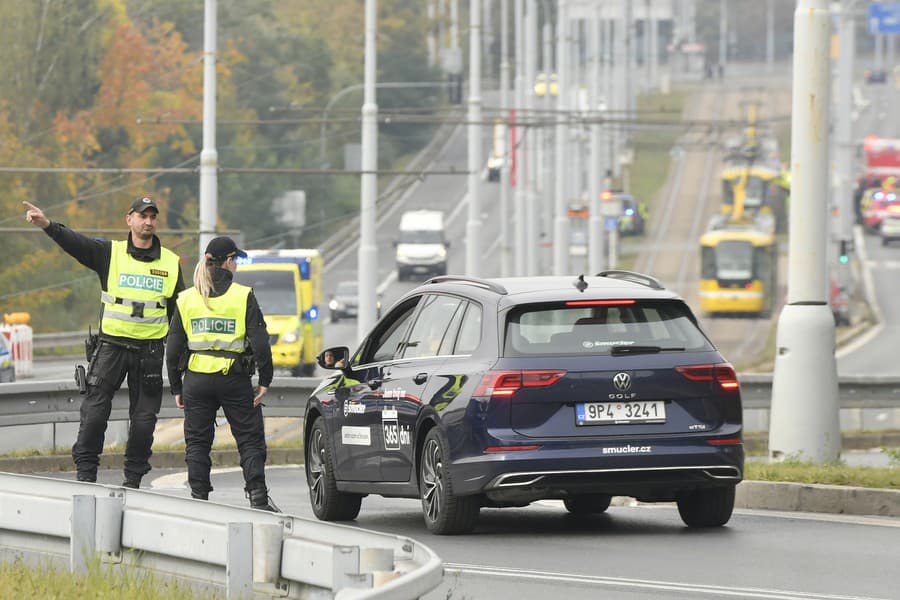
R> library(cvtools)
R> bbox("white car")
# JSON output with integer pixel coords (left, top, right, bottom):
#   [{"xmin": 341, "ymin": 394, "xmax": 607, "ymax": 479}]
[{"xmin": 881, "ymin": 208, "xmax": 900, "ymax": 246}]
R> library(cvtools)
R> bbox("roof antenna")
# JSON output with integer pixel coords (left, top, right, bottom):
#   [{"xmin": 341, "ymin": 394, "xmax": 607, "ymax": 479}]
[{"xmin": 573, "ymin": 274, "xmax": 588, "ymax": 293}]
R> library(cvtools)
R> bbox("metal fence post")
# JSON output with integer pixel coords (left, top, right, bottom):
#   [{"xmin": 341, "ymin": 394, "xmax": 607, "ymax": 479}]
[
  {"xmin": 226, "ymin": 522, "xmax": 254, "ymax": 599},
  {"xmin": 70, "ymin": 494, "xmax": 95, "ymax": 574}
]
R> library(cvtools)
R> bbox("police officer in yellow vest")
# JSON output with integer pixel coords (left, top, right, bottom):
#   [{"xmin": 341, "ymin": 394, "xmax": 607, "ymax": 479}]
[
  {"xmin": 23, "ymin": 197, "xmax": 185, "ymax": 487},
  {"xmin": 165, "ymin": 236, "xmax": 277, "ymax": 511}
]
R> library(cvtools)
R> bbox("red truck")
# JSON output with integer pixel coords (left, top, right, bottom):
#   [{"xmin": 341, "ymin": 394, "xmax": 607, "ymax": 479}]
[{"xmin": 855, "ymin": 136, "xmax": 900, "ymax": 224}]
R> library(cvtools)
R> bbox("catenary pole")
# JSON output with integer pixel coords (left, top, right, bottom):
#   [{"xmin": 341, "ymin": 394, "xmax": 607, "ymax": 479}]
[
  {"xmin": 525, "ymin": 0, "xmax": 538, "ymax": 275},
  {"xmin": 588, "ymin": 2, "xmax": 604, "ymax": 274},
  {"xmin": 835, "ymin": 0, "xmax": 856, "ymax": 305},
  {"xmin": 466, "ymin": 0, "xmax": 484, "ymax": 276},
  {"xmin": 500, "ymin": 0, "xmax": 512, "ymax": 276},
  {"xmin": 358, "ymin": 0, "xmax": 378, "ymax": 341},
  {"xmin": 769, "ymin": 0, "xmax": 841, "ymax": 463},
  {"xmin": 514, "ymin": 0, "xmax": 526, "ymax": 275},
  {"xmin": 553, "ymin": 0, "xmax": 569, "ymax": 275},
  {"xmin": 199, "ymin": 0, "xmax": 218, "ymax": 257}
]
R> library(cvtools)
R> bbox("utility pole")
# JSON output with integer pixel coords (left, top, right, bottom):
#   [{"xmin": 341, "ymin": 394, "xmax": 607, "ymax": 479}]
[
  {"xmin": 428, "ymin": 1, "xmax": 437, "ymax": 68},
  {"xmin": 499, "ymin": 0, "xmax": 512, "ymax": 276},
  {"xmin": 589, "ymin": 3, "xmax": 605, "ymax": 274},
  {"xmin": 514, "ymin": 0, "xmax": 526, "ymax": 275},
  {"xmin": 719, "ymin": 0, "xmax": 727, "ymax": 74},
  {"xmin": 466, "ymin": 0, "xmax": 483, "ymax": 276},
  {"xmin": 835, "ymin": 0, "xmax": 856, "ymax": 304},
  {"xmin": 358, "ymin": 0, "xmax": 379, "ymax": 340},
  {"xmin": 199, "ymin": 0, "xmax": 218, "ymax": 257},
  {"xmin": 769, "ymin": 0, "xmax": 841, "ymax": 464},
  {"xmin": 553, "ymin": 0, "xmax": 569, "ymax": 275},
  {"xmin": 766, "ymin": 0, "xmax": 775, "ymax": 72},
  {"xmin": 525, "ymin": 0, "xmax": 538, "ymax": 276}
]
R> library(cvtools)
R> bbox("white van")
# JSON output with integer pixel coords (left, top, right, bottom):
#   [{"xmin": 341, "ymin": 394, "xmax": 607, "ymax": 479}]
[{"xmin": 395, "ymin": 210, "xmax": 448, "ymax": 281}]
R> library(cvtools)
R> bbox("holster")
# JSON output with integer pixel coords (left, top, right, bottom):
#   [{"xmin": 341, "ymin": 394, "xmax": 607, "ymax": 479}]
[{"xmin": 74, "ymin": 365, "xmax": 88, "ymax": 395}]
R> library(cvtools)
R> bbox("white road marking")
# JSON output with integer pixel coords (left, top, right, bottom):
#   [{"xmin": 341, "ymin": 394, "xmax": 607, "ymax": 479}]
[{"xmin": 443, "ymin": 563, "xmax": 890, "ymax": 600}]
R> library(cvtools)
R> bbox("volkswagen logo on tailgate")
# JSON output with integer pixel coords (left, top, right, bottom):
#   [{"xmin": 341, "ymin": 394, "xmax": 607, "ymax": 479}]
[{"xmin": 612, "ymin": 372, "xmax": 632, "ymax": 392}]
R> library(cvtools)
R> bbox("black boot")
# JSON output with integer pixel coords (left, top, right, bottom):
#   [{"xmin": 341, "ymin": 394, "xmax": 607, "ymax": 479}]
[
  {"xmin": 247, "ymin": 487, "xmax": 280, "ymax": 512},
  {"xmin": 121, "ymin": 478, "xmax": 140, "ymax": 489},
  {"xmin": 191, "ymin": 491, "xmax": 209, "ymax": 500}
]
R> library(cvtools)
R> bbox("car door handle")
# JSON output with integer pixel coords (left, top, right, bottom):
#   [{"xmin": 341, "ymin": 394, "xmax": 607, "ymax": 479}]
[
  {"xmin": 367, "ymin": 377, "xmax": 382, "ymax": 390},
  {"xmin": 413, "ymin": 372, "xmax": 428, "ymax": 385}
]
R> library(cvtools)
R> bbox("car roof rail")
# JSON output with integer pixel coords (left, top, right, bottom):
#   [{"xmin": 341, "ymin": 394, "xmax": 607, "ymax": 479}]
[
  {"xmin": 595, "ymin": 270, "xmax": 665, "ymax": 290},
  {"xmin": 424, "ymin": 275, "xmax": 508, "ymax": 295}
]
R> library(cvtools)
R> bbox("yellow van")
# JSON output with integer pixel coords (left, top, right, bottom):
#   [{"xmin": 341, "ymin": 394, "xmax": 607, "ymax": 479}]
[{"xmin": 235, "ymin": 249, "xmax": 323, "ymax": 376}]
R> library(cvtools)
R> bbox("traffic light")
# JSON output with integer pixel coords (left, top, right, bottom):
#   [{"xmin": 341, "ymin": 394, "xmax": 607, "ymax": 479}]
[{"xmin": 838, "ymin": 239, "xmax": 852, "ymax": 264}]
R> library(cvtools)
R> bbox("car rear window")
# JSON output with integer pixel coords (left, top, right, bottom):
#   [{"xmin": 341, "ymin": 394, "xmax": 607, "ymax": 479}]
[{"xmin": 504, "ymin": 300, "xmax": 713, "ymax": 356}]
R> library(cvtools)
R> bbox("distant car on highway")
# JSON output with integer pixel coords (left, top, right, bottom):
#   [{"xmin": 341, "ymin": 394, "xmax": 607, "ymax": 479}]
[
  {"xmin": 0, "ymin": 334, "xmax": 15, "ymax": 383},
  {"xmin": 304, "ymin": 271, "xmax": 744, "ymax": 534},
  {"xmin": 880, "ymin": 204, "xmax": 900, "ymax": 246},
  {"xmin": 328, "ymin": 281, "xmax": 381, "ymax": 323},
  {"xmin": 864, "ymin": 69, "xmax": 887, "ymax": 84}
]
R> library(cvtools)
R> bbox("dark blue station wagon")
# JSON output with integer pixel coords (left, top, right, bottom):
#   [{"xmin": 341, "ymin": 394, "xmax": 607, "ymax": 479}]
[{"xmin": 304, "ymin": 271, "xmax": 744, "ymax": 534}]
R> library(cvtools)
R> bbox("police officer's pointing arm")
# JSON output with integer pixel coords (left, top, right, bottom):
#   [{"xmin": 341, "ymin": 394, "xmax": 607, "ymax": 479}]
[{"xmin": 23, "ymin": 201, "xmax": 110, "ymax": 275}]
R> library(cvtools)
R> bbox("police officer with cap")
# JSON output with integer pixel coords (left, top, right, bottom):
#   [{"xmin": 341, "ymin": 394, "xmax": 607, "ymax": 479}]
[
  {"xmin": 23, "ymin": 196, "xmax": 186, "ymax": 487},
  {"xmin": 166, "ymin": 236, "xmax": 277, "ymax": 510}
]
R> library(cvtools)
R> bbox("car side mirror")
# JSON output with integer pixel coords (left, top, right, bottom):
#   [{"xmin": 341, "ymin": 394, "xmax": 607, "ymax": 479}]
[{"xmin": 317, "ymin": 346, "xmax": 350, "ymax": 371}]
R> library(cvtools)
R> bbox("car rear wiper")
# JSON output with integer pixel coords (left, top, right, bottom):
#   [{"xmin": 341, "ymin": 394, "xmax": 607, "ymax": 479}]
[{"xmin": 610, "ymin": 345, "xmax": 685, "ymax": 356}]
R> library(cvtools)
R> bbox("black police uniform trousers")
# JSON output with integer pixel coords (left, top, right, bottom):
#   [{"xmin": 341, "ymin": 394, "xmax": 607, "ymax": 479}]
[
  {"xmin": 182, "ymin": 367, "xmax": 268, "ymax": 496},
  {"xmin": 73, "ymin": 339, "xmax": 164, "ymax": 482}
]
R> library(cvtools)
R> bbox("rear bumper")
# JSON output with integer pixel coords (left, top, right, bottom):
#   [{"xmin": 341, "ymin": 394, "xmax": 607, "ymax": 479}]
[{"xmin": 448, "ymin": 440, "xmax": 744, "ymax": 502}]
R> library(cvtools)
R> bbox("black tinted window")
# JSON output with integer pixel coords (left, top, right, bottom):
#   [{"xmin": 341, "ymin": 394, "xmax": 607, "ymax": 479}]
[
  {"xmin": 367, "ymin": 299, "xmax": 419, "ymax": 363},
  {"xmin": 402, "ymin": 295, "xmax": 462, "ymax": 359},
  {"xmin": 504, "ymin": 300, "xmax": 712, "ymax": 356}
]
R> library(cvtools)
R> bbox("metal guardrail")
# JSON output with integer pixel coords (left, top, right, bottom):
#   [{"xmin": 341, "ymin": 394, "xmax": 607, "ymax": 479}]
[
  {"xmin": 0, "ymin": 472, "xmax": 442, "ymax": 599},
  {"xmin": 0, "ymin": 374, "xmax": 899, "ymax": 428}
]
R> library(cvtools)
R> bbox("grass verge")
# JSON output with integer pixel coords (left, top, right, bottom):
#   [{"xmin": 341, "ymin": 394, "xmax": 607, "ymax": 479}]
[
  {"xmin": 745, "ymin": 460, "xmax": 899, "ymax": 490},
  {"xmin": 0, "ymin": 558, "xmax": 214, "ymax": 599}
]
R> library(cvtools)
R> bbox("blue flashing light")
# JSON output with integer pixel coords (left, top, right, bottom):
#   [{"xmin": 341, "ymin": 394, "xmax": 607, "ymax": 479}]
[
  {"xmin": 874, "ymin": 192, "xmax": 884, "ymax": 200},
  {"xmin": 624, "ymin": 208, "xmax": 634, "ymax": 216},
  {"xmin": 300, "ymin": 260, "xmax": 310, "ymax": 280},
  {"xmin": 888, "ymin": 193, "xmax": 897, "ymax": 202},
  {"xmin": 307, "ymin": 306, "xmax": 319, "ymax": 320}
]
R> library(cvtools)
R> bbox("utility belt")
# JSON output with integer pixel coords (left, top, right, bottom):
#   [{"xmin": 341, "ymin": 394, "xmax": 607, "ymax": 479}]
[
  {"xmin": 186, "ymin": 349, "xmax": 256, "ymax": 377},
  {"xmin": 75, "ymin": 331, "xmax": 164, "ymax": 394}
]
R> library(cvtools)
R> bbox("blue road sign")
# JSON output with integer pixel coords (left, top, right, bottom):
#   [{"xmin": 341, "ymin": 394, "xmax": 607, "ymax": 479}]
[{"xmin": 869, "ymin": 3, "xmax": 900, "ymax": 34}]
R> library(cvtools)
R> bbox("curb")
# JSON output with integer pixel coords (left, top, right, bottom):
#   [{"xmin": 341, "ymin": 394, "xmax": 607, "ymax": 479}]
[
  {"xmin": 3, "ymin": 449, "xmax": 897, "ymax": 520},
  {"xmin": 736, "ymin": 480, "xmax": 900, "ymax": 518}
]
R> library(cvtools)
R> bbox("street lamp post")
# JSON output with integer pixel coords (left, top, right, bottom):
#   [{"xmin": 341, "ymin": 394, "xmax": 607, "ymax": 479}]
[
  {"xmin": 358, "ymin": 0, "xmax": 378, "ymax": 340},
  {"xmin": 199, "ymin": 0, "xmax": 218, "ymax": 257},
  {"xmin": 466, "ymin": 0, "xmax": 483, "ymax": 276},
  {"xmin": 553, "ymin": 0, "xmax": 569, "ymax": 275}
]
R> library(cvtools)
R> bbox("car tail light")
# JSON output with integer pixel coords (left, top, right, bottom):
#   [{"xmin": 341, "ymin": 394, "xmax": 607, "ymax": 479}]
[
  {"xmin": 484, "ymin": 445, "xmax": 541, "ymax": 453},
  {"xmin": 474, "ymin": 370, "xmax": 567, "ymax": 397},
  {"xmin": 675, "ymin": 363, "xmax": 740, "ymax": 391},
  {"xmin": 706, "ymin": 437, "xmax": 742, "ymax": 445},
  {"xmin": 565, "ymin": 299, "xmax": 635, "ymax": 307}
]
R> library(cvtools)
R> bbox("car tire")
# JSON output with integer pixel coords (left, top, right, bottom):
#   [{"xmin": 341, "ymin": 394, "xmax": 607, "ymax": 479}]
[
  {"xmin": 419, "ymin": 428, "xmax": 480, "ymax": 534},
  {"xmin": 677, "ymin": 485, "xmax": 735, "ymax": 528},
  {"xmin": 563, "ymin": 494, "xmax": 612, "ymax": 515},
  {"xmin": 306, "ymin": 418, "xmax": 362, "ymax": 521}
]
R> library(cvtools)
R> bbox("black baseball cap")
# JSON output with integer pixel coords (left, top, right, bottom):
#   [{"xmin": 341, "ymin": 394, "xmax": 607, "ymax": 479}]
[
  {"xmin": 205, "ymin": 236, "xmax": 247, "ymax": 261},
  {"xmin": 128, "ymin": 196, "xmax": 159, "ymax": 214}
]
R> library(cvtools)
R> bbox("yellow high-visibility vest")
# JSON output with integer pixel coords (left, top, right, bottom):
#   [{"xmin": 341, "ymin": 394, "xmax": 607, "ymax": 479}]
[
  {"xmin": 101, "ymin": 240, "xmax": 180, "ymax": 339},
  {"xmin": 177, "ymin": 283, "xmax": 251, "ymax": 374}
]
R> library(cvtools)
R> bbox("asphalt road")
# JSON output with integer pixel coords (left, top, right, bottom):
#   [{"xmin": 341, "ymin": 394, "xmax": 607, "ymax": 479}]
[{"xmin": 45, "ymin": 464, "xmax": 900, "ymax": 600}]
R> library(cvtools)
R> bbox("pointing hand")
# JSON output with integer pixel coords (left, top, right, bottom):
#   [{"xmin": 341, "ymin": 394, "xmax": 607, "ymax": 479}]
[{"xmin": 22, "ymin": 201, "xmax": 50, "ymax": 229}]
